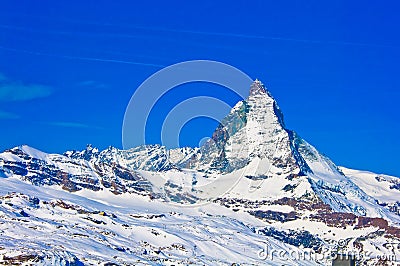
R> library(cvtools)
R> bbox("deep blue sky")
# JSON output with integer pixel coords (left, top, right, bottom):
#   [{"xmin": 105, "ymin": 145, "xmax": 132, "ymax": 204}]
[{"xmin": 0, "ymin": 1, "xmax": 399, "ymax": 176}]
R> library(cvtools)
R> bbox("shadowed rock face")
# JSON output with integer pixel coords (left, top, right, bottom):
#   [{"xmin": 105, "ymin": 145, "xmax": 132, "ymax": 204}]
[
  {"xmin": 182, "ymin": 79, "xmax": 311, "ymax": 177},
  {"xmin": 0, "ymin": 146, "xmax": 153, "ymax": 196}
]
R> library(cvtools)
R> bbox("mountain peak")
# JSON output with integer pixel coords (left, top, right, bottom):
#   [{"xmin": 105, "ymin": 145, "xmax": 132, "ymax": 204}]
[{"xmin": 249, "ymin": 79, "xmax": 267, "ymax": 96}]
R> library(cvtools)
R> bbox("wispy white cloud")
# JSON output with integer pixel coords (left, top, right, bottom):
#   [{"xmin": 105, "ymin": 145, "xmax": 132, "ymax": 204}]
[
  {"xmin": 0, "ymin": 110, "xmax": 19, "ymax": 119},
  {"xmin": 0, "ymin": 73, "xmax": 53, "ymax": 101}
]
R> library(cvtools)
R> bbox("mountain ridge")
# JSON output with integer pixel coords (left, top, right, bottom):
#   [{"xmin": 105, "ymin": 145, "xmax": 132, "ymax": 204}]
[{"xmin": 0, "ymin": 80, "xmax": 399, "ymax": 265}]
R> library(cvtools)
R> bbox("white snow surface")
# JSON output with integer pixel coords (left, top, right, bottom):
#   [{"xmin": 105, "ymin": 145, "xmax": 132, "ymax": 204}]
[
  {"xmin": 0, "ymin": 80, "xmax": 399, "ymax": 265},
  {"xmin": 0, "ymin": 177, "xmax": 319, "ymax": 266}
]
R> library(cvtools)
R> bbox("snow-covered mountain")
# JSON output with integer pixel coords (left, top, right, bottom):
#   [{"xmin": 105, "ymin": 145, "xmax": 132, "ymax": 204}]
[{"xmin": 0, "ymin": 80, "xmax": 399, "ymax": 265}]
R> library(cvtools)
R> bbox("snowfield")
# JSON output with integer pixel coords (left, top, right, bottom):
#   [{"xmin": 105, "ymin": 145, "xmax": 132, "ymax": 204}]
[
  {"xmin": 0, "ymin": 177, "xmax": 318, "ymax": 265},
  {"xmin": 0, "ymin": 80, "xmax": 399, "ymax": 265}
]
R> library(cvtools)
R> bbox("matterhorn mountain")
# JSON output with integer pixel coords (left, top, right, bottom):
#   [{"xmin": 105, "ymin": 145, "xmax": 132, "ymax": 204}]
[{"xmin": 0, "ymin": 80, "xmax": 399, "ymax": 265}]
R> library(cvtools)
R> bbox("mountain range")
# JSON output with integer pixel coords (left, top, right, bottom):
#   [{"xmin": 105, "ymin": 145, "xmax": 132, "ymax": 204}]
[{"xmin": 0, "ymin": 80, "xmax": 399, "ymax": 265}]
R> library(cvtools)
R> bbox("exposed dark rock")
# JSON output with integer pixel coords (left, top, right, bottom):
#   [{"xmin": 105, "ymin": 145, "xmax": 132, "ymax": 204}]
[
  {"xmin": 258, "ymin": 227, "xmax": 323, "ymax": 250},
  {"xmin": 249, "ymin": 210, "xmax": 298, "ymax": 222}
]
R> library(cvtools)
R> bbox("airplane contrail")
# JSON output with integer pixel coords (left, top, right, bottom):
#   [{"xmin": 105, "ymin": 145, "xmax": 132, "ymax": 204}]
[
  {"xmin": 0, "ymin": 18, "xmax": 398, "ymax": 49},
  {"xmin": 112, "ymin": 24, "xmax": 398, "ymax": 49},
  {"xmin": 0, "ymin": 23, "xmax": 268, "ymax": 56},
  {"xmin": 0, "ymin": 45, "xmax": 166, "ymax": 68}
]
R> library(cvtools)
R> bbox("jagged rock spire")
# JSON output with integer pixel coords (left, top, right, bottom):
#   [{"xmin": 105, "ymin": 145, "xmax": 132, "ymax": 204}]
[{"xmin": 249, "ymin": 79, "xmax": 267, "ymax": 96}]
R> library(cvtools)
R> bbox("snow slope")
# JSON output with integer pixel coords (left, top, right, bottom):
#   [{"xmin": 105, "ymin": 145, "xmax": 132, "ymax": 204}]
[
  {"xmin": 0, "ymin": 177, "xmax": 318, "ymax": 265},
  {"xmin": 0, "ymin": 80, "xmax": 399, "ymax": 265}
]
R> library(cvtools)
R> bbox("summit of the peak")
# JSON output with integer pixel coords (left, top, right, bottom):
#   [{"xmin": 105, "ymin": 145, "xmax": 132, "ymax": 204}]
[{"xmin": 249, "ymin": 79, "xmax": 267, "ymax": 96}]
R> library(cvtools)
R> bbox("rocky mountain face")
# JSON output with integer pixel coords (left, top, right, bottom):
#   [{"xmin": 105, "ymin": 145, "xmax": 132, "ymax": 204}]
[
  {"xmin": 0, "ymin": 80, "xmax": 399, "ymax": 265},
  {"xmin": 0, "ymin": 145, "xmax": 154, "ymax": 196},
  {"xmin": 183, "ymin": 79, "xmax": 308, "ymax": 177}
]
